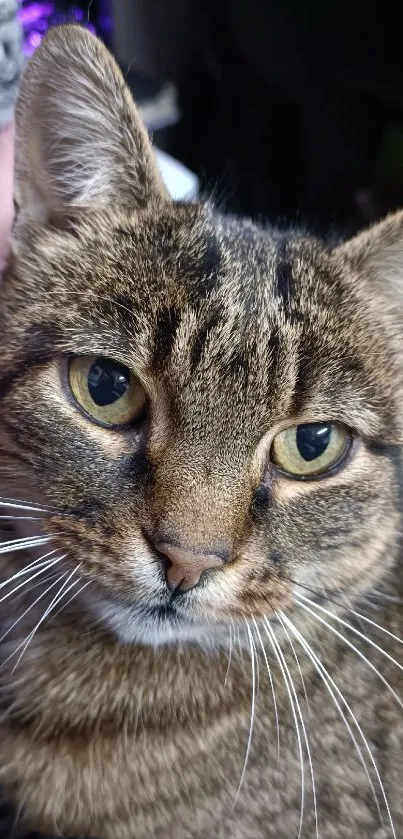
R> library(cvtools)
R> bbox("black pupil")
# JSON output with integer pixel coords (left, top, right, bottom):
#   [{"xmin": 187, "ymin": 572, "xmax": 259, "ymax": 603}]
[
  {"xmin": 87, "ymin": 358, "xmax": 130, "ymax": 407},
  {"xmin": 296, "ymin": 423, "xmax": 331, "ymax": 462}
]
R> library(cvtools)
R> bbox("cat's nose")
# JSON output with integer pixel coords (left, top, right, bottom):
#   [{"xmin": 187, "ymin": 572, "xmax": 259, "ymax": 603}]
[{"xmin": 154, "ymin": 541, "xmax": 226, "ymax": 593}]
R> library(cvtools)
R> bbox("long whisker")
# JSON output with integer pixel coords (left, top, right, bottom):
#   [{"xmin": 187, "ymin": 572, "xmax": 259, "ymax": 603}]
[
  {"xmin": 0, "ymin": 498, "xmax": 59, "ymax": 514},
  {"xmin": 0, "ymin": 536, "xmax": 52, "ymax": 556},
  {"xmin": 0, "ymin": 549, "xmax": 59, "ymax": 592},
  {"xmin": 0, "ymin": 516, "xmax": 42, "ymax": 521},
  {"xmin": 224, "ymin": 619, "xmax": 234, "ymax": 687},
  {"xmin": 0, "ymin": 536, "xmax": 46, "ymax": 548},
  {"xmin": 0, "ymin": 568, "xmax": 69, "ymax": 644},
  {"xmin": 50, "ymin": 579, "xmax": 91, "ymax": 621},
  {"xmin": 11, "ymin": 560, "xmax": 78, "ymax": 672},
  {"xmin": 288, "ymin": 577, "xmax": 359, "ymax": 611},
  {"xmin": 0, "ymin": 567, "xmax": 70, "ymax": 673},
  {"xmin": 280, "ymin": 613, "xmax": 311, "ymax": 716},
  {"xmin": 297, "ymin": 594, "xmax": 403, "ymax": 672},
  {"xmin": 262, "ymin": 617, "xmax": 305, "ymax": 839},
  {"xmin": 254, "ymin": 628, "xmax": 261, "ymax": 696},
  {"xmin": 0, "ymin": 553, "xmax": 61, "ymax": 604},
  {"xmin": 231, "ymin": 620, "xmax": 257, "ymax": 809},
  {"xmin": 275, "ymin": 612, "xmax": 318, "ymax": 839},
  {"xmin": 251, "ymin": 618, "xmax": 281, "ymax": 764},
  {"xmin": 287, "ymin": 575, "xmax": 399, "ymax": 612},
  {"xmin": 279, "ymin": 611, "xmax": 387, "ymax": 832},
  {"xmin": 0, "ymin": 569, "xmax": 61, "ymax": 608},
  {"xmin": 296, "ymin": 596, "xmax": 403, "ymax": 711},
  {"xmin": 346, "ymin": 608, "xmax": 403, "ymax": 648}
]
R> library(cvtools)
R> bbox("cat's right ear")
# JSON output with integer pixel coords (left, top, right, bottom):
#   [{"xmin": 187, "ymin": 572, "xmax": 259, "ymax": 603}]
[
  {"xmin": 14, "ymin": 25, "xmax": 169, "ymax": 232},
  {"xmin": 335, "ymin": 210, "xmax": 403, "ymax": 308}
]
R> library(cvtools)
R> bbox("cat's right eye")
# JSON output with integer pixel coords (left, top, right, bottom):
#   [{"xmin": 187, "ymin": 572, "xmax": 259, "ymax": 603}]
[
  {"xmin": 68, "ymin": 356, "xmax": 147, "ymax": 427},
  {"xmin": 271, "ymin": 421, "xmax": 351, "ymax": 479}
]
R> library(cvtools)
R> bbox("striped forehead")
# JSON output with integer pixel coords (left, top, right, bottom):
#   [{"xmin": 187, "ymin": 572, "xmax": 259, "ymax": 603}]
[{"xmin": 16, "ymin": 208, "xmax": 393, "ymax": 437}]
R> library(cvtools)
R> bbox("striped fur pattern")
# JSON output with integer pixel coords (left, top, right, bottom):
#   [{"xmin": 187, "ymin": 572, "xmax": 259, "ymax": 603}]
[{"xmin": 1, "ymin": 24, "xmax": 403, "ymax": 839}]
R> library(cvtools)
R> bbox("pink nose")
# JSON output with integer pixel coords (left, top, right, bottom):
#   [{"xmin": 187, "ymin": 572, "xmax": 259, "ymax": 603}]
[{"xmin": 154, "ymin": 541, "xmax": 225, "ymax": 593}]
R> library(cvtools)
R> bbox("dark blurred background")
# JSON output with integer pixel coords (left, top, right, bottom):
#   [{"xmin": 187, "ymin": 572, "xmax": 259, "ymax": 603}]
[{"xmin": 18, "ymin": 0, "xmax": 403, "ymax": 235}]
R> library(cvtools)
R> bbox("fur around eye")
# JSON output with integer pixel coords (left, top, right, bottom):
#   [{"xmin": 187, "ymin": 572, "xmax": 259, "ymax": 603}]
[
  {"xmin": 271, "ymin": 422, "xmax": 351, "ymax": 478},
  {"xmin": 68, "ymin": 356, "xmax": 147, "ymax": 427}
]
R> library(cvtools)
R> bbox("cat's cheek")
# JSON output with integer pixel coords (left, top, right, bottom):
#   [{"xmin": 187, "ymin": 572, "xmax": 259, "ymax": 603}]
[
  {"xmin": 283, "ymin": 454, "xmax": 400, "ymax": 603},
  {"xmin": 295, "ymin": 514, "xmax": 400, "ymax": 596},
  {"xmin": 188, "ymin": 556, "xmax": 292, "ymax": 622},
  {"xmin": 46, "ymin": 531, "xmax": 162, "ymax": 601}
]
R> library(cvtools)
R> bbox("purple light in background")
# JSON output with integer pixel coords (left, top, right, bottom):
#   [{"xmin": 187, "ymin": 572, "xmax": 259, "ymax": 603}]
[
  {"xmin": 19, "ymin": 1, "xmax": 103, "ymax": 55},
  {"xmin": 37, "ymin": 18, "xmax": 50, "ymax": 31},
  {"xmin": 18, "ymin": 2, "xmax": 54, "ymax": 26},
  {"xmin": 72, "ymin": 7, "xmax": 84, "ymax": 21},
  {"xmin": 29, "ymin": 31, "xmax": 42, "ymax": 48},
  {"xmin": 99, "ymin": 14, "xmax": 113, "ymax": 33},
  {"xmin": 24, "ymin": 29, "xmax": 43, "ymax": 56}
]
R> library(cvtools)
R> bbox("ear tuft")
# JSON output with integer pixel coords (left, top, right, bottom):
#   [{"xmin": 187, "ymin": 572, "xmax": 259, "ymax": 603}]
[{"xmin": 15, "ymin": 25, "xmax": 169, "ymax": 227}]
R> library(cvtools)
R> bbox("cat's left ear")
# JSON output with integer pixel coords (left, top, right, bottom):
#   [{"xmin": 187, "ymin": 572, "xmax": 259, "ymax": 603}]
[
  {"xmin": 14, "ymin": 24, "xmax": 170, "ymax": 231},
  {"xmin": 335, "ymin": 210, "xmax": 403, "ymax": 306}
]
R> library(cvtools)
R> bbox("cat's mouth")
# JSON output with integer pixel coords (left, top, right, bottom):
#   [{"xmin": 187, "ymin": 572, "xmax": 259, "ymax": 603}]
[
  {"xmin": 90, "ymin": 586, "xmax": 230, "ymax": 646},
  {"xmin": 144, "ymin": 603, "xmax": 179, "ymax": 621}
]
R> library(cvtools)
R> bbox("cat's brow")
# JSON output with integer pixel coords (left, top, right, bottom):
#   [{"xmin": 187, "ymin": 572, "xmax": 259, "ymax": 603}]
[{"xmin": 295, "ymin": 391, "xmax": 388, "ymax": 439}]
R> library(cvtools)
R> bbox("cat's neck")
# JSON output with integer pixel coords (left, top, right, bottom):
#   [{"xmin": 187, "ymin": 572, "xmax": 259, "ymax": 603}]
[{"xmin": 0, "ymin": 614, "xmax": 255, "ymax": 738}]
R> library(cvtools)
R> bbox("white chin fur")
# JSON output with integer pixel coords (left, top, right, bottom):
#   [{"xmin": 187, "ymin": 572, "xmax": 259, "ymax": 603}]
[{"xmin": 92, "ymin": 598, "xmax": 224, "ymax": 649}]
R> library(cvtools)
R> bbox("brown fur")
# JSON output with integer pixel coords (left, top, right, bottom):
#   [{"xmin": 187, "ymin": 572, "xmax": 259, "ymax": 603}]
[{"xmin": 1, "ymin": 24, "xmax": 403, "ymax": 838}]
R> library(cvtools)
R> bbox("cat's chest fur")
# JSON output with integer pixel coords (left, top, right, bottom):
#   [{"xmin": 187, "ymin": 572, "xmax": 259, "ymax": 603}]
[{"xmin": 0, "ymin": 603, "xmax": 402, "ymax": 839}]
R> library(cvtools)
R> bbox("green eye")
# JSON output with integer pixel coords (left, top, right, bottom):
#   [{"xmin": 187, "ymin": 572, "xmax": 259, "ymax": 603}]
[
  {"xmin": 68, "ymin": 356, "xmax": 147, "ymax": 427},
  {"xmin": 271, "ymin": 422, "xmax": 351, "ymax": 478}
]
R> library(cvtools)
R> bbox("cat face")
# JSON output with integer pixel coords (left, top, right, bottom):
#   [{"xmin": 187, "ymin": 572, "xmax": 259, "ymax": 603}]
[{"xmin": 1, "ymin": 26, "xmax": 402, "ymax": 646}]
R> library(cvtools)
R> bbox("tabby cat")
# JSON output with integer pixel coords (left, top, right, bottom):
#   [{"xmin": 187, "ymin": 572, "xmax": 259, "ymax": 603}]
[{"xmin": 1, "ymin": 23, "xmax": 403, "ymax": 839}]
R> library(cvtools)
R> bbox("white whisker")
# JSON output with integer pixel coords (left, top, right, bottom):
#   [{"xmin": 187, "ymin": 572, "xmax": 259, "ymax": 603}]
[
  {"xmin": 348, "ymin": 608, "xmax": 403, "ymax": 647},
  {"xmin": 0, "ymin": 534, "xmax": 51, "ymax": 548},
  {"xmin": 0, "ymin": 516, "xmax": 42, "ymax": 521},
  {"xmin": 279, "ymin": 611, "xmax": 388, "ymax": 833},
  {"xmin": 298, "ymin": 594, "xmax": 403, "ymax": 675},
  {"xmin": 1, "ymin": 569, "xmax": 61, "ymax": 606},
  {"xmin": 0, "ymin": 549, "xmax": 59, "ymax": 592},
  {"xmin": 281, "ymin": 614, "xmax": 311, "ymax": 716},
  {"xmin": 231, "ymin": 620, "xmax": 257, "ymax": 809},
  {"xmin": 11, "ymin": 559, "xmax": 78, "ymax": 672},
  {"xmin": 251, "ymin": 618, "xmax": 281, "ymax": 764},
  {"xmin": 276, "ymin": 613, "xmax": 318, "ymax": 839},
  {"xmin": 0, "ymin": 553, "xmax": 61, "ymax": 604},
  {"xmin": 262, "ymin": 617, "xmax": 305, "ymax": 839},
  {"xmin": 224, "ymin": 619, "xmax": 234, "ymax": 687},
  {"xmin": 296, "ymin": 597, "xmax": 403, "ymax": 711},
  {"xmin": 0, "ymin": 567, "xmax": 70, "ymax": 673},
  {"xmin": 50, "ymin": 579, "xmax": 91, "ymax": 621},
  {"xmin": 0, "ymin": 569, "xmax": 70, "ymax": 644},
  {"xmin": 0, "ymin": 537, "xmax": 51, "ymax": 556},
  {"xmin": 0, "ymin": 498, "xmax": 55, "ymax": 514}
]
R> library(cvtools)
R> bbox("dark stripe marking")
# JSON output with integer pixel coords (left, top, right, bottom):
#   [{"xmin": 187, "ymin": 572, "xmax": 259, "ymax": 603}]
[
  {"xmin": 153, "ymin": 306, "xmax": 182, "ymax": 368},
  {"xmin": 275, "ymin": 240, "xmax": 293, "ymax": 310},
  {"xmin": 23, "ymin": 322, "xmax": 63, "ymax": 364},
  {"xmin": 189, "ymin": 309, "xmax": 222, "ymax": 373}
]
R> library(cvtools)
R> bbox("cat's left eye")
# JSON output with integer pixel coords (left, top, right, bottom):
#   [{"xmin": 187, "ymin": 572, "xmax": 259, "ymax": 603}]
[
  {"xmin": 271, "ymin": 421, "xmax": 351, "ymax": 479},
  {"xmin": 68, "ymin": 356, "xmax": 147, "ymax": 427}
]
